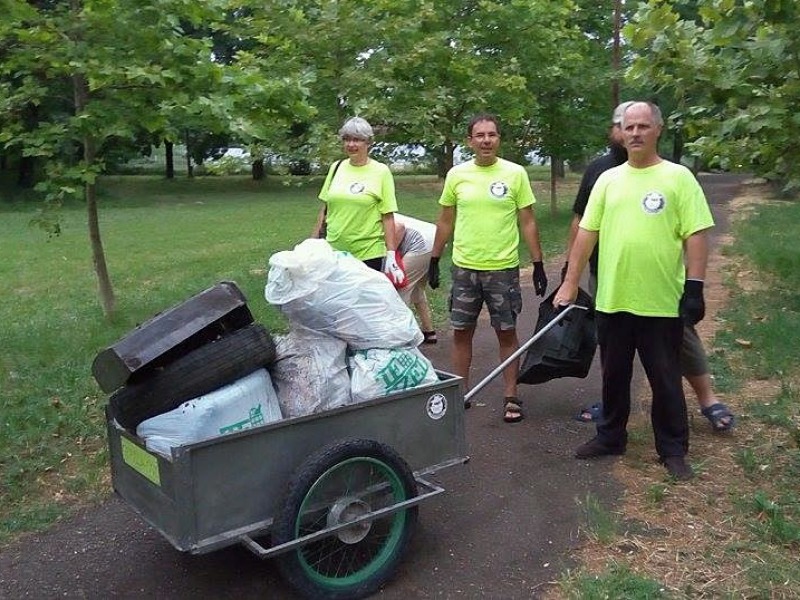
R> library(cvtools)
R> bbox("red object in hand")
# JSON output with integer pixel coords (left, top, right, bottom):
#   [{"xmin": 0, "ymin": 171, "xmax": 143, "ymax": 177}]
[{"xmin": 385, "ymin": 252, "xmax": 408, "ymax": 289}]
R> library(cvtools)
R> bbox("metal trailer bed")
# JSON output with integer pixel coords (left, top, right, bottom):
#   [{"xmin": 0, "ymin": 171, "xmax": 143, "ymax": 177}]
[{"xmin": 107, "ymin": 370, "xmax": 467, "ymax": 599}]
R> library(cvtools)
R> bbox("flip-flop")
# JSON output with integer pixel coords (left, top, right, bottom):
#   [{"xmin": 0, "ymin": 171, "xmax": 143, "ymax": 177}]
[
  {"xmin": 700, "ymin": 402, "xmax": 735, "ymax": 432},
  {"xmin": 574, "ymin": 402, "xmax": 602, "ymax": 423}
]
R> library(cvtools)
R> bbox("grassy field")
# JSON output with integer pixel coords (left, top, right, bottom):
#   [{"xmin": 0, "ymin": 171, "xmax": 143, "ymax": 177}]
[{"xmin": 0, "ymin": 170, "xmax": 575, "ymax": 542}]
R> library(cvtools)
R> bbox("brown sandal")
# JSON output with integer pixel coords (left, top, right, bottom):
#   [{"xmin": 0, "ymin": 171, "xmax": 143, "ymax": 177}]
[{"xmin": 503, "ymin": 398, "xmax": 523, "ymax": 423}]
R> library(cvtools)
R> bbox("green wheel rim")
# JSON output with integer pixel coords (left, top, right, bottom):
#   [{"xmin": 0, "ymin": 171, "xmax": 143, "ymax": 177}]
[{"xmin": 293, "ymin": 456, "xmax": 409, "ymax": 589}]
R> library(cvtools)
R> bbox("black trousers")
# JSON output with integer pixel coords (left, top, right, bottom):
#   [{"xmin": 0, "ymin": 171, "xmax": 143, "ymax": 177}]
[
  {"xmin": 596, "ymin": 311, "xmax": 688, "ymax": 458},
  {"xmin": 363, "ymin": 256, "xmax": 383, "ymax": 271}
]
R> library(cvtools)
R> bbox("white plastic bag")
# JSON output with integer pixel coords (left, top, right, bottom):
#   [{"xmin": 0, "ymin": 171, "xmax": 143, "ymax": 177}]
[
  {"xmin": 264, "ymin": 238, "xmax": 337, "ymax": 305},
  {"xmin": 270, "ymin": 327, "xmax": 351, "ymax": 417},
  {"xmin": 136, "ymin": 369, "xmax": 282, "ymax": 458},
  {"xmin": 265, "ymin": 240, "xmax": 423, "ymax": 349},
  {"xmin": 348, "ymin": 347, "xmax": 439, "ymax": 403}
]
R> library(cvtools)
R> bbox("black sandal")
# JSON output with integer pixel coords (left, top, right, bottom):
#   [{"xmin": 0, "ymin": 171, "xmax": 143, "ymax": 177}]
[
  {"xmin": 504, "ymin": 398, "xmax": 523, "ymax": 423},
  {"xmin": 422, "ymin": 330, "xmax": 437, "ymax": 344}
]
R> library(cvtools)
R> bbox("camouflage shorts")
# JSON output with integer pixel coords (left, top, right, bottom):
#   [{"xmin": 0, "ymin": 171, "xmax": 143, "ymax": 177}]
[
  {"xmin": 681, "ymin": 323, "xmax": 709, "ymax": 377},
  {"xmin": 449, "ymin": 266, "xmax": 522, "ymax": 331}
]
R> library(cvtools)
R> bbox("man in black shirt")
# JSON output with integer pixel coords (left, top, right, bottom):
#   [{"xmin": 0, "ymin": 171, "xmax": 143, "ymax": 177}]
[{"xmin": 564, "ymin": 101, "xmax": 631, "ymax": 296}]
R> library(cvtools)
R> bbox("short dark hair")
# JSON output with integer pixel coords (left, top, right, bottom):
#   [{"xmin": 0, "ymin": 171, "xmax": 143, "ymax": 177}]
[{"xmin": 467, "ymin": 113, "xmax": 500, "ymax": 137}]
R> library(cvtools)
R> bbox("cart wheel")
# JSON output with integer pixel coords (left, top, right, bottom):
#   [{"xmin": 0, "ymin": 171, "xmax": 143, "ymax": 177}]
[{"xmin": 273, "ymin": 438, "xmax": 418, "ymax": 600}]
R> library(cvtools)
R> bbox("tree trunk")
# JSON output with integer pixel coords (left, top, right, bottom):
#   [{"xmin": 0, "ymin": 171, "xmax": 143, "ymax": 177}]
[
  {"xmin": 554, "ymin": 158, "xmax": 565, "ymax": 178},
  {"xmin": 550, "ymin": 158, "xmax": 558, "ymax": 217},
  {"xmin": 17, "ymin": 156, "xmax": 36, "ymax": 188},
  {"xmin": 74, "ymin": 72, "xmax": 115, "ymax": 317},
  {"xmin": 17, "ymin": 103, "xmax": 39, "ymax": 188},
  {"xmin": 164, "ymin": 139, "xmax": 174, "ymax": 179},
  {"xmin": 612, "ymin": 0, "xmax": 622, "ymax": 107},
  {"xmin": 672, "ymin": 127, "xmax": 683, "ymax": 165},
  {"xmin": 436, "ymin": 140, "xmax": 454, "ymax": 179},
  {"xmin": 252, "ymin": 158, "xmax": 264, "ymax": 180},
  {"xmin": 184, "ymin": 131, "xmax": 193, "ymax": 178}
]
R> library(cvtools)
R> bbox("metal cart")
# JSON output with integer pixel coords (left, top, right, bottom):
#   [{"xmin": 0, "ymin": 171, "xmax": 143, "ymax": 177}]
[
  {"xmin": 107, "ymin": 371, "xmax": 467, "ymax": 600},
  {"xmin": 106, "ymin": 305, "xmax": 582, "ymax": 600}
]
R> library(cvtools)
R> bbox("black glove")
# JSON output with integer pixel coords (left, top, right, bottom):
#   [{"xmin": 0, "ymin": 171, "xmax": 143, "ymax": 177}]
[
  {"xmin": 428, "ymin": 256, "xmax": 440, "ymax": 289},
  {"xmin": 532, "ymin": 261, "xmax": 547, "ymax": 297},
  {"xmin": 679, "ymin": 279, "xmax": 705, "ymax": 325},
  {"xmin": 560, "ymin": 261, "xmax": 569, "ymax": 282}
]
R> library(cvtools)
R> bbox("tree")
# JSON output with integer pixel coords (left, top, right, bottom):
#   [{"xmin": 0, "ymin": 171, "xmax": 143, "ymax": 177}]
[
  {"xmin": 344, "ymin": 0, "xmax": 592, "ymax": 179},
  {"xmin": 1, "ymin": 0, "xmax": 311, "ymax": 316},
  {"xmin": 627, "ymin": 0, "xmax": 800, "ymax": 191}
]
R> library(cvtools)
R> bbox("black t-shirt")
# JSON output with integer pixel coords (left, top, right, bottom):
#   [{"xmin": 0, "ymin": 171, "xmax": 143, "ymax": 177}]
[{"xmin": 571, "ymin": 146, "xmax": 627, "ymax": 274}]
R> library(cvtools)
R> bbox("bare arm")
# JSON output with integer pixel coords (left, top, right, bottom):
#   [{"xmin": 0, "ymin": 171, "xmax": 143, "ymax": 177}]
[
  {"xmin": 553, "ymin": 227, "xmax": 599, "ymax": 306},
  {"xmin": 517, "ymin": 206, "xmax": 543, "ymax": 262},
  {"xmin": 684, "ymin": 228, "xmax": 710, "ymax": 280},
  {"xmin": 431, "ymin": 206, "xmax": 455, "ymax": 257},
  {"xmin": 565, "ymin": 214, "xmax": 581, "ymax": 258},
  {"xmin": 381, "ymin": 212, "xmax": 398, "ymax": 251},
  {"xmin": 311, "ymin": 204, "xmax": 327, "ymax": 238},
  {"xmin": 394, "ymin": 220, "xmax": 407, "ymax": 250}
]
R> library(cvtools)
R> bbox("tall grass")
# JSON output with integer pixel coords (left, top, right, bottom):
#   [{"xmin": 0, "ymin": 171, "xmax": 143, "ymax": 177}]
[{"xmin": 0, "ymin": 173, "xmax": 575, "ymax": 542}]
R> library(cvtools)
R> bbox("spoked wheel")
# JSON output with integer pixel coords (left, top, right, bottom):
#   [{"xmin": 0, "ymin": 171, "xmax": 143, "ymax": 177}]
[{"xmin": 273, "ymin": 439, "xmax": 418, "ymax": 600}]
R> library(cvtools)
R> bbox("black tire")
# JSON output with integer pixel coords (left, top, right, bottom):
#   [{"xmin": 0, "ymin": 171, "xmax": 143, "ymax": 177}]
[
  {"xmin": 273, "ymin": 439, "xmax": 418, "ymax": 600},
  {"xmin": 109, "ymin": 323, "xmax": 276, "ymax": 430}
]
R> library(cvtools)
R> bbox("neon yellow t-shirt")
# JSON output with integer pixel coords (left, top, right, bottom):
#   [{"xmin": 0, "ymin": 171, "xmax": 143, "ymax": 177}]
[
  {"xmin": 318, "ymin": 159, "xmax": 398, "ymax": 261},
  {"xmin": 580, "ymin": 160, "xmax": 714, "ymax": 317},
  {"xmin": 438, "ymin": 158, "xmax": 535, "ymax": 270}
]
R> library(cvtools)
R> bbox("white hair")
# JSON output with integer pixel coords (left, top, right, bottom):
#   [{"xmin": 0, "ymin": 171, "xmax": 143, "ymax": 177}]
[
  {"xmin": 621, "ymin": 102, "xmax": 664, "ymax": 127},
  {"xmin": 612, "ymin": 101, "xmax": 636, "ymax": 125},
  {"xmin": 338, "ymin": 117, "xmax": 374, "ymax": 140}
]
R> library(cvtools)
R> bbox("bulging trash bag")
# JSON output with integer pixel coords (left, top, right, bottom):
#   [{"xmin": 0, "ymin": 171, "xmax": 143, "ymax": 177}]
[
  {"xmin": 265, "ymin": 239, "xmax": 423, "ymax": 349},
  {"xmin": 348, "ymin": 347, "xmax": 439, "ymax": 404},
  {"xmin": 136, "ymin": 369, "xmax": 283, "ymax": 458},
  {"xmin": 264, "ymin": 238, "xmax": 336, "ymax": 305},
  {"xmin": 269, "ymin": 326, "xmax": 352, "ymax": 417},
  {"xmin": 517, "ymin": 288, "xmax": 597, "ymax": 385}
]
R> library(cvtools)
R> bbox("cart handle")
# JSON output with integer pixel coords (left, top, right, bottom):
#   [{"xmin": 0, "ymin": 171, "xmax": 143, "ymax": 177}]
[{"xmin": 463, "ymin": 303, "xmax": 588, "ymax": 404}]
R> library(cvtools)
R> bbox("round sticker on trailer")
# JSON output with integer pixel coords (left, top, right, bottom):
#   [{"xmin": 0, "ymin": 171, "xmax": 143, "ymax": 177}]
[{"xmin": 426, "ymin": 393, "xmax": 447, "ymax": 420}]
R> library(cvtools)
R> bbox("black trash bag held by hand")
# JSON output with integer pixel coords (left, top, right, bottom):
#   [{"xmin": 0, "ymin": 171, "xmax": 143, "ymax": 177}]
[{"xmin": 517, "ymin": 288, "xmax": 597, "ymax": 385}]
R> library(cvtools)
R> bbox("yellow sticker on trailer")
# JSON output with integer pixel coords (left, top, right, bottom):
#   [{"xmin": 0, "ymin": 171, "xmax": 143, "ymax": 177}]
[{"xmin": 121, "ymin": 437, "xmax": 161, "ymax": 486}]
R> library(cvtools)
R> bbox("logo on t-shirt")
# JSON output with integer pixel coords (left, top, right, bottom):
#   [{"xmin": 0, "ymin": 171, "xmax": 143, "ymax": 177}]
[
  {"xmin": 642, "ymin": 191, "xmax": 666, "ymax": 214},
  {"xmin": 350, "ymin": 182, "xmax": 365, "ymax": 194},
  {"xmin": 489, "ymin": 181, "xmax": 509, "ymax": 198}
]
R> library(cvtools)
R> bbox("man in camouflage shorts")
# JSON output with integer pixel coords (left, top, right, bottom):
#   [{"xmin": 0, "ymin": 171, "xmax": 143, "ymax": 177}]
[{"xmin": 428, "ymin": 113, "xmax": 548, "ymax": 423}]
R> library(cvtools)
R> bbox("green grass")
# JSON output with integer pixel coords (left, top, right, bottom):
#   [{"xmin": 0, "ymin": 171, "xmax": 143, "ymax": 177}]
[
  {"xmin": 712, "ymin": 200, "xmax": 800, "ymax": 382},
  {"xmin": 580, "ymin": 492, "xmax": 620, "ymax": 544},
  {"xmin": 0, "ymin": 172, "xmax": 576, "ymax": 542},
  {"xmin": 560, "ymin": 562, "xmax": 672, "ymax": 599}
]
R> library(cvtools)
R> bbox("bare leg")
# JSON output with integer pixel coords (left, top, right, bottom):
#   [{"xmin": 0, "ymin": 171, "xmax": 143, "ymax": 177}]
[
  {"xmin": 686, "ymin": 372, "xmax": 733, "ymax": 430},
  {"xmin": 413, "ymin": 296, "xmax": 434, "ymax": 332},
  {"xmin": 686, "ymin": 373, "xmax": 716, "ymax": 410},
  {"xmin": 496, "ymin": 328, "xmax": 520, "ymax": 398},
  {"xmin": 452, "ymin": 327, "xmax": 475, "ymax": 392}
]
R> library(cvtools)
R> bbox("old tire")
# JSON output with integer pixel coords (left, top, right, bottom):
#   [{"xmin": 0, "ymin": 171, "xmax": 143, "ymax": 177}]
[
  {"xmin": 273, "ymin": 438, "xmax": 418, "ymax": 600},
  {"xmin": 109, "ymin": 323, "xmax": 276, "ymax": 430}
]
